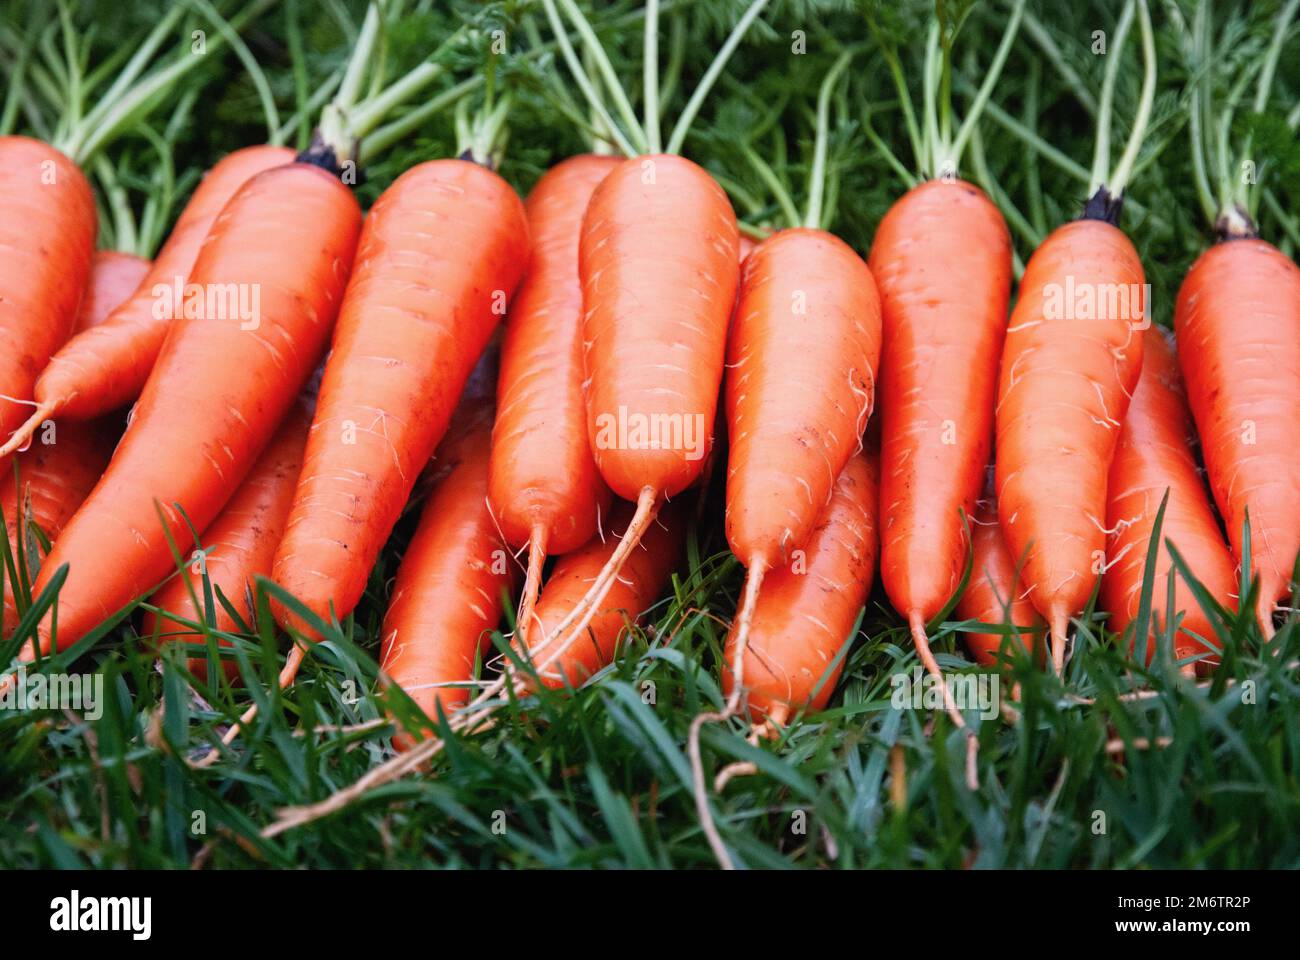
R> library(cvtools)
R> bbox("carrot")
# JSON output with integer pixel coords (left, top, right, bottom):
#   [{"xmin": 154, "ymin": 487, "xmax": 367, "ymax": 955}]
[
  {"xmin": 11, "ymin": 162, "xmax": 361, "ymax": 663},
  {"xmin": 378, "ymin": 396, "xmax": 514, "ymax": 751},
  {"xmin": 0, "ymin": 146, "xmax": 294, "ymax": 458},
  {"xmin": 1102, "ymin": 325, "xmax": 1236, "ymax": 669},
  {"xmin": 525, "ymin": 498, "xmax": 686, "ymax": 690},
  {"xmin": 996, "ymin": 216, "xmax": 1146, "ymax": 672},
  {"xmin": 531, "ymin": 154, "xmax": 738, "ymax": 656},
  {"xmin": 488, "ymin": 154, "xmax": 618, "ymax": 645},
  {"xmin": 0, "ymin": 136, "xmax": 96, "ymax": 450},
  {"xmin": 74, "ymin": 251, "xmax": 151, "ymax": 333},
  {"xmin": 1173, "ymin": 240, "xmax": 1299, "ymax": 635},
  {"xmin": 869, "ymin": 177, "xmax": 1012, "ymax": 711},
  {"xmin": 996, "ymin": 0, "xmax": 1156, "ymax": 673},
  {"xmin": 270, "ymin": 159, "xmax": 527, "ymax": 641},
  {"xmin": 721, "ymin": 448, "xmax": 878, "ymax": 723},
  {"xmin": 141, "ymin": 397, "xmax": 312, "ymax": 679},
  {"xmin": 2, "ymin": 248, "xmax": 145, "ymax": 632},
  {"xmin": 724, "ymin": 226, "xmax": 880, "ymax": 683},
  {"xmin": 1166, "ymin": 0, "xmax": 1300, "ymax": 637},
  {"xmin": 857, "ymin": 0, "xmax": 1026, "ymax": 779},
  {"xmin": 956, "ymin": 484, "xmax": 1044, "ymax": 667},
  {"xmin": 2, "ymin": 421, "xmax": 115, "ymax": 635}
]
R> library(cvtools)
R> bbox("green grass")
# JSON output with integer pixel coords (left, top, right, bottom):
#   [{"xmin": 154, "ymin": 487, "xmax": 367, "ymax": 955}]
[
  {"xmin": 2, "ymin": 476, "xmax": 1297, "ymax": 869},
  {"xmin": 1, "ymin": 0, "xmax": 1299, "ymax": 869}
]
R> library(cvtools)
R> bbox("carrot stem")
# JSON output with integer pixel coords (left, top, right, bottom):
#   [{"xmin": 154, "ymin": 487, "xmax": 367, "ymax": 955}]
[
  {"xmin": 643, "ymin": 0, "xmax": 662, "ymax": 154},
  {"xmin": 943, "ymin": 0, "xmax": 1026, "ymax": 177},
  {"xmin": 665, "ymin": 0, "xmax": 771, "ymax": 155},
  {"xmin": 804, "ymin": 51, "xmax": 852, "ymax": 230},
  {"xmin": 557, "ymin": 0, "xmax": 646, "ymax": 152},
  {"xmin": 1107, "ymin": 0, "xmax": 1156, "ymax": 198},
  {"xmin": 540, "ymin": 0, "xmax": 639, "ymax": 157},
  {"xmin": 1088, "ymin": 0, "xmax": 1136, "ymax": 195}
]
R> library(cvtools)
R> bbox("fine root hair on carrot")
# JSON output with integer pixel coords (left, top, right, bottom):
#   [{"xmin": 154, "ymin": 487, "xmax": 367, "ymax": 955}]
[
  {"xmin": 909, "ymin": 611, "xmax": 979, "ymax": 790},
  {"xmin": 712, "ymin": 700, "xmax": 789, "ymax": 792},
  {"xmin": 1104, "ymin": 736, "xmax": 1172, "ymax": 754},
  {"xmin": 191, "ymin": 641, "xmax": 308, "ymax": 769},
  {"xmin": 261, "ymin": 542, "xmax": 674, "ymax": 836},
  {"xmin": 889, "ymin": 744, "xmax": 907, "ymax": 812},
  {"xmin": 0, "ymin": 400, "xmax": 54, "ymax": 458},
  {"xmin": 714, "ymin": 760, "xmax": 757, "ymax": 793},
  {"xmin": 687, "ymin": 556, "xmax": 768, "ymax": 870},
  {"xmin": 524, "ymin": 486, "xmax": 659, "ymax": 667},
  {"xmin": 514, "ymin": 524, "xmax": 548, "ymax": 647}
]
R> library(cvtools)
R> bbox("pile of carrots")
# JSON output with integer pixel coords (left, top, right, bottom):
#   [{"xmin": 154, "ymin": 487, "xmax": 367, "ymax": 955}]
[{"xmin": 2, "ymin": 0, "xmax": 1298, "ymax": 835}]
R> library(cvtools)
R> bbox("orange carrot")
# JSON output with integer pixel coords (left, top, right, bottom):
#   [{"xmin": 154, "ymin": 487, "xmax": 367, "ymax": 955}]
[
  {"xmin": 584, "ymin": 155, "xmax": 738, "ymax": 500},
  {"xmin": 379, "ymin": 399, "xmax": 514, "ymax": 750},
  {"xmin": 525, "ymin": 498, "xmax": 685, "ymax": 690},
  {"xmin": 956, "ymin": 485, "xmax": 1044, "ymax": 667},
  {"xmin": 535, "ymin": 154, "xmax": 738, "ymax": 653},
  {"xmin": 0, "ymin": 146, "xmax": 294, "ymax": 458},
  {"xmin": 272, "ymin": 159, "xmax": 528, "ymax": 637},
  {"xmin": 723, "ymin": 227, "xmax": 880, "ymax": 688},
  {"xmin": 141, "ymin": 397, "xmax": 312, "ymax": 679},
  {"xmin": 869, "ymin": 179, "xmax": 1012, "ymax": 685},
  {"xmin": 15, "ymin": 162, "xmax": 360, "ymax": 660},
  {"xmin": 1102, "ymin": 325, "xmax": 1236, "ymax": 668},
  {"xmin": 2, "ymin": 421, "xmax": 115, "ymax": 634},
  {"xmin": 726, "ymin": 228, "xmax": 879, "ymax": 573},
  {"xmin": 1174, "ymin": 239, "xmax": 1300, "ymax": 635},
  {"xmin": 74, "ymin": 251, "xmax": 151, "ymax": 333},
  {"xmin": 996, "ymin": 216, "xmax": 1146, "ymax": 672},
  {"xmin": 0, "ymin": 137, "xmax": 96, "ymax": 449},
  {"xmin": 722, "ymin": 448, "xmax": 878, "ymax": 722},
  {"xmin": 488, "ymin": 154, "xmax": 617, "ymax": 644}
]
